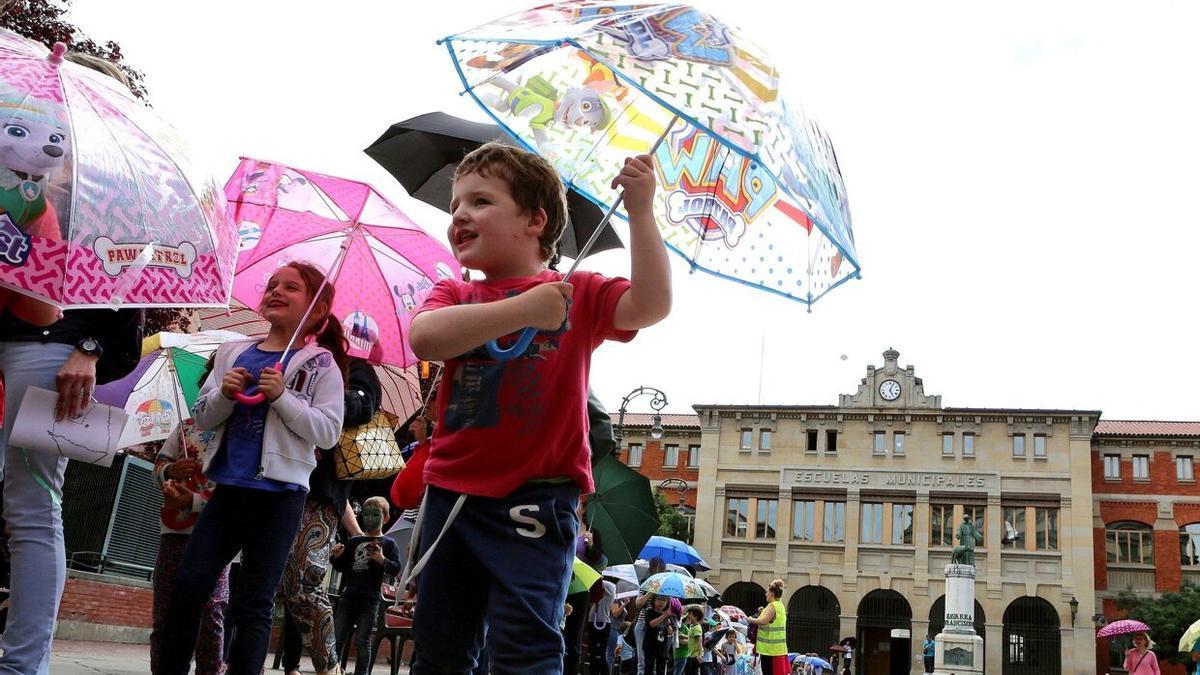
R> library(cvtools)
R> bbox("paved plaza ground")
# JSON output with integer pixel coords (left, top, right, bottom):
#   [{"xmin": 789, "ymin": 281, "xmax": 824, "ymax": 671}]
[{"xmin": 50, "ymin": 639, "xmax": 410, "ymax": 674}]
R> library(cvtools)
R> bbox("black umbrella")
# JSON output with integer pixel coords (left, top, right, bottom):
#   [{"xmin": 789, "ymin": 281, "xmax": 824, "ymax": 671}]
[{"xmin": 365, "ymin": 112, "xmax": 623, "ymax": 262}]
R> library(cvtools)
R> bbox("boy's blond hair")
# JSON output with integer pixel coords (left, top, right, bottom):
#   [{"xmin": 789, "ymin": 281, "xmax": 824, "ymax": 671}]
[
  {"xmin": 363, "ymin": 496, "xmax": 390, "ymax": 520},
  {"xmin": 453, "ymin": 142, "xmax": 568, "ymax": 263}
]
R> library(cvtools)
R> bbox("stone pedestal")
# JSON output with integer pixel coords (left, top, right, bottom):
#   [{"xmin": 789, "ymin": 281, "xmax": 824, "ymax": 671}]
[{"xmin": 934, "ymin": 564, "xmax": 984, "ymax": 675}]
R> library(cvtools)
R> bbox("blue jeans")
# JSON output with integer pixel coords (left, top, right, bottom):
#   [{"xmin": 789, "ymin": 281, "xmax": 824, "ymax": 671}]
[
  {"xmin": 412, "ymin": 482, "xmax": 579, "ymax": 675},
  {"xmin": 334, "ymin": 595, "xmax": 379, "ymax": 675},
  {"xmin": 0, "ymin": 342, "xmax": 73, "ymax": 675},
  {"xmin": 159, "ymin": 484, "xmax": 306, "ymax": 675}
]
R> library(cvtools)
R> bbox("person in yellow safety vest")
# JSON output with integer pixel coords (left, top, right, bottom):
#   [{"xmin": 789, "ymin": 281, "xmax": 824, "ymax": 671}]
[{"xmin": 749, "ymin": 579, "xmax": 789, "ymax": 675}]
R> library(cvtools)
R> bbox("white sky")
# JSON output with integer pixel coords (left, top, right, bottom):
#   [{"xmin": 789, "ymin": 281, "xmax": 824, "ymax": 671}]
[{"xmin": 70, "ymin": 1, "xmax": 1200, "ymax": 420}]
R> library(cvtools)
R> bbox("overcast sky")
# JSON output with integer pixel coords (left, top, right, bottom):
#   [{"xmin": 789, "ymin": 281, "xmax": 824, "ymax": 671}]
[{"xmin": 71, "ymin": 1, "xmax": 1200, "ymax": 420}]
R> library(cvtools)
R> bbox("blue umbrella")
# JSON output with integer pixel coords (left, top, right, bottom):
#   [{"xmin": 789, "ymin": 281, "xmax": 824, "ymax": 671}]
[
  {"xmin": 639, "ymin": 535, "xmax": 708, "ymax": 568},
  {"xmin": 794, "ymin": 654, "xmax": 833, "ymax": 671}
]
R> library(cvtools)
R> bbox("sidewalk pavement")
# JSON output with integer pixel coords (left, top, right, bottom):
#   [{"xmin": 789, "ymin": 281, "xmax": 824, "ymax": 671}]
[{"xmin": 50, "ymin": 638, "xmax": 411, "ymax": 674}]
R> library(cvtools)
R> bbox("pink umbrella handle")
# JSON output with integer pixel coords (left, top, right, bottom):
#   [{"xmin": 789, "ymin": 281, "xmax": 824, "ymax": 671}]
[{"xmin": 233, "ymin": 362, "xmax": 282, "ymax": 406}]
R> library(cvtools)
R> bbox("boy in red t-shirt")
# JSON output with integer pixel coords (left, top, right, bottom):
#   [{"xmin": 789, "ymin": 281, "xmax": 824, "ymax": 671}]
[{"xmin": 407, "ymin": 142, "xmax": 671, "ymax": 674}]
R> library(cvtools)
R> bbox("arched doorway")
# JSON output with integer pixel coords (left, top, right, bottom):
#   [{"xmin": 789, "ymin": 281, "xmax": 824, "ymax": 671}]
[
  {"xmin": 928, "ymin": 596, "xmax": 987, "ymax": 672},
  {"xmin": 788, "ymin": 585, "xmax": 841, "ymax": 654},
  {"xmin": 723, "ymin": 581, "xmax": 766, "ymax": 616},
  {"xmin": 1002, "ymin": 597, "xmax": 1060, "ymax": 675},
  {"xmin": 856, "ymin": 590, "xmax": 912, "ymax": 675}
]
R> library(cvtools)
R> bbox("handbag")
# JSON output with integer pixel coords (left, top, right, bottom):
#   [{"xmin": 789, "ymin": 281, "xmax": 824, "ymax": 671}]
[{"xmin": 333, "ymin": 409, "xmax": 405, "ymax": 480}]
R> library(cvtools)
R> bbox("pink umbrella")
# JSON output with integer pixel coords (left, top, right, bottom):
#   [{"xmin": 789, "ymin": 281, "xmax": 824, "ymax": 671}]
[
  {"xmin": 224, "ymin": 158, "xmax": 459, "ymax": 403},
  {"xmin": 1097, "ymin": 619, "xmax": 1151, "ymax": 638}
]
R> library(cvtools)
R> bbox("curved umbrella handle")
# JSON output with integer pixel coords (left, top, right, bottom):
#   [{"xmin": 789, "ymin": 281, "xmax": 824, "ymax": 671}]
[
  {"xmin": 232, "ymin": 361, "xmax": 283, "ymax": 405},
  {"xmin": 485, "ymin": 327, "xmax": 538, "ymax": 362}
]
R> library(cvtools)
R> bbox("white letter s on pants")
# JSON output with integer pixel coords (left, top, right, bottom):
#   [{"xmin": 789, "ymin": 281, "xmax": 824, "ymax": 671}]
[{"xmin": 510, "ymin": 504, "xmax": 547, "ymax": 539}]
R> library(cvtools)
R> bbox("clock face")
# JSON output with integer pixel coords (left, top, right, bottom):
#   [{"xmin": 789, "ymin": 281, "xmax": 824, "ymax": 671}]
[{"xmin": 879, "ymin": 379, "xmax": 902, "ymax": 401}]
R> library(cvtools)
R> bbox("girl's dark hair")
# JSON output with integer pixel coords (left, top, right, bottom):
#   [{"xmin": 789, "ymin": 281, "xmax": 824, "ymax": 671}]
[
  {"xmin": 198, "ymin": 354, "xmax": 217, "ymax": 387},
  {"xmin": 277, "ymin": 261, "xmax": 349, "ymax": 379}
]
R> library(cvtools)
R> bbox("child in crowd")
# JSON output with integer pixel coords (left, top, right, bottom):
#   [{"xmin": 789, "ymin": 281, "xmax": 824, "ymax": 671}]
[
  {"xmin": 332, "ymin": 496, "xmax": 402, "ymax": 675},
  {"xmin": 406, "ymin": 140, "xmax": 671, "ymax": 675},
  {"xmin": 642, "ymin": 595, "xmax": 673, "ymax": 675},
  {"xmin": 158, "ymin": 261, "xmax": 347, "ymax": 675},
  {"xmin": 679, "ymin": 606, "xmax": 704, "ymax": 675},
  {"xmin": 150, "ymin": 414, "xmax": 226, "ymax": 675}
]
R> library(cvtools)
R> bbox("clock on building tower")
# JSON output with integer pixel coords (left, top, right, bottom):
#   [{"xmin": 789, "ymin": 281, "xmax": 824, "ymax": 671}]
[{"xmin": 879, "ymin": 379, "xmax": 901, "ymax": 401}]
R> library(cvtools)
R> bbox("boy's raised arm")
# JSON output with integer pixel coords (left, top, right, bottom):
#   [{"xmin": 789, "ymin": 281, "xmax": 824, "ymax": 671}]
[
  {"xmin": 409, "ymin": 282, "xmax": 572, "ymax": 362},
  {"xmin": 613, "ymin": 154, "xmax": 672, "ymax": 331}
]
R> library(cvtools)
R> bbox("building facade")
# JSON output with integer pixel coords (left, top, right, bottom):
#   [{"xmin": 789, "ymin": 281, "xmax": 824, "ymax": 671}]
[
  {"xmin": 1091, "ymin": 421, "xmax": 1200, "ymax": 675},
  {"xmin": 691, "ymin": 350, "xmax": 1101, "ymax": 675},
  {"xmin": 611, "ymin": 412, "xmax": 703, "ymax": 536}
]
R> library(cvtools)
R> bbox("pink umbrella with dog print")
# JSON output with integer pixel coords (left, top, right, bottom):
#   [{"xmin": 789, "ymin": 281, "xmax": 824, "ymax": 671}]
[
  {"xmin": 0, "ymin": 30, "xmax": 236, "ymax": 309},
  {"xmin": 226, "ymin": 158, "xmax": 460, "ymax": 387}
]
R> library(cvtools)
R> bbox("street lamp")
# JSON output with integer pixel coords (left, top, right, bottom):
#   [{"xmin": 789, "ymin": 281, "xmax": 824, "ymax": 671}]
[
  {"xmin": 658, "ymin": 478, "xmax": 689, "ymax": 507},
  {"xmin": 1068, "ymin": 596, "xmax": 1079, "ymax": 626},
  {"xmin": 614, "ymin": 386, "xmax": 668, "ymax": 458}
]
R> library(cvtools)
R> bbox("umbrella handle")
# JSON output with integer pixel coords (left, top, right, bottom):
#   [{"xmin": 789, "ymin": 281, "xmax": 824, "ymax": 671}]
[
  {"xmin": 485, "ymin": 327, "xmax": 538, "ymax": 362},
  {"xmin": 232, "ymin": 361, "xmax": 283, "ymax": 406}
]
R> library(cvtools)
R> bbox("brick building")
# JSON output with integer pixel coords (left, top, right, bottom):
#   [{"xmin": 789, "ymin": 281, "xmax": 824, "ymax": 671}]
[
  {"xmin": 1091, "ymin": 421, "xmax": 1200, "ymax": 675},
  {"xmin": 610, "ymin": 412, "xmax": 702, "ymax": 537}
]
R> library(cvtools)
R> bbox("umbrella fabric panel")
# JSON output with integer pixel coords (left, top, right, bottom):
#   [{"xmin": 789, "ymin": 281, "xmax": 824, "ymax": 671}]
[
  {"xmin": 0, "ymin": 33, "xmax": 235, "ymax": 308},
  {"xmin": 585, "ymin": 454, "xmax": 659, "ymax": 566},
  {"xmin": 444, "ymin": 2, "xmax": 859, "ymax": 304}
]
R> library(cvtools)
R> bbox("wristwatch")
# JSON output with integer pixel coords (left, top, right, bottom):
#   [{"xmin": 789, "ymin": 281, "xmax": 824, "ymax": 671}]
[{"xmin": 75, "ymin": 337, "xmax": 103, "ymax": 359}]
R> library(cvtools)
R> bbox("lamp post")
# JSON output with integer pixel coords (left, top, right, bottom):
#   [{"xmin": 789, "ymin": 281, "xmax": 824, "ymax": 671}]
[
  {"xmin": 658, "ymin": 478, "xmax": 689, "ymax": 507},
  {"xmin": 613, "ymin": 386, "xmax": 668, "ymax": 458},
  {"xmin": 1069, "ymin": 596, "xmax": 1079, "ymax": 626}
]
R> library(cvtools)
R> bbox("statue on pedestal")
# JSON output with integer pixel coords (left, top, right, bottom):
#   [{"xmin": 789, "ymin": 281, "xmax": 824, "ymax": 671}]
[{"xmin": 950, "ymin": 515, "xmax": 983, "ymax": 567}]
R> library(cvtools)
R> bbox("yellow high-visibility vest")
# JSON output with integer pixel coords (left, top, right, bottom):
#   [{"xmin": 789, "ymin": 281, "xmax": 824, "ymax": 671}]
[{"xmin": 757, "ymin": 600, "xmax": 788, "ymax": 656}]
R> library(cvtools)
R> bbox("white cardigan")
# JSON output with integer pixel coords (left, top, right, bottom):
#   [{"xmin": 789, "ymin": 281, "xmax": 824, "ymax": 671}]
[{"xmin": 192, "ymin": 340, "xmax": 345, "ymax": 489}]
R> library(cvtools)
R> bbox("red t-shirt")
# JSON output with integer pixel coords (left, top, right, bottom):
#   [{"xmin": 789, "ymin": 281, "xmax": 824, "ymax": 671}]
[{"xmin": 417, "ymin": 269, "xmax": 634, "ymax": 498}]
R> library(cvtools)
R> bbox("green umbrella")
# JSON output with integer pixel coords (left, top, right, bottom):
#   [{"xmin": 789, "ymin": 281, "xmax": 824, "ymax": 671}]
[{"xmin": 585, "ymin": 454, "xmax": 660, "ymax": 566}]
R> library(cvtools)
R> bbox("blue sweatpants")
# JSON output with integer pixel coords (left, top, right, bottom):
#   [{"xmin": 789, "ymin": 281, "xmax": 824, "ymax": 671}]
[{"xmin": 412, "ymin": 482, "xmax": 579, "ymax": 675}]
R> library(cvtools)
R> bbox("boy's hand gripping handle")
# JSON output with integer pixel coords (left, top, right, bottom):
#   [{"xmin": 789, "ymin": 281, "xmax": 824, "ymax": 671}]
[{"xmin": 232, "ymin": 361, "xmax": 283, "ymax": 405}]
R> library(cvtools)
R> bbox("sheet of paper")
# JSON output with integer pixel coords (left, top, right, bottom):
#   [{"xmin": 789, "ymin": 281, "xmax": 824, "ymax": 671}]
[{"xmin": 8, "ymin": 387, "xmax": 129, "ymax": 468}]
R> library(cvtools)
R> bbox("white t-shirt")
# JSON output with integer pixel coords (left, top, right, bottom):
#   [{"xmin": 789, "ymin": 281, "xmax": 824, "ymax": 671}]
[{"xmin": 589, "ymin": 580, "xmax": 618, "ymax": 625}]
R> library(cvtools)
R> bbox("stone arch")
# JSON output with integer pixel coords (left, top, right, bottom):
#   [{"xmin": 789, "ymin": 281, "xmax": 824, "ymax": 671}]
[
  {"xmin": 1002, "ymin": 596, "xmax": 1060, "ymax": 675},
  {"xmin": 787, "ymin": 585, "xmax": 840, "ymax": 654}
]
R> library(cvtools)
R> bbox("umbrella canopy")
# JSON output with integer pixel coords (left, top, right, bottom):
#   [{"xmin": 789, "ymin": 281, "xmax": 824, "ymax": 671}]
[
  {"xmin": 794, "ymin": 654, "xmax": 833, "ymax": 671},
  {"xmin": 365, "ymin": 111, "xmax": 622, "ymax": 262},
  {"xmin": 719, "ymin": 605, "xmax": 747, "ymax": 622},
  {"xmin": 384, "ymin": 515, "xmax": 417, "ymax": 561},
  {"xmin": 0, "ymin": 31, "xmax": 236, "ymax": 309},
  {"xmin": 226, "ymin": 158, "xmax": 460, "ymax": 368},
  {"xmin": 584, "ymin": 453, "xmax": 659, "ymax": 566},
  {"xmin": 569, "ymin": 556, "xmax": 603, "ymax": 595},
  {"xmin": 442, "ymin": 2, "xmax": 859, "ymax": 306},
  {"xmin": 1097, "ymin": 619, "xmax": 1151, "ymax": 639},
  {"xmin": 197, "ymin": 301, "xmax": 423, "ymax": 421},
  {"xmin": 639, "ymin": 535, "xmax": 708, "ymax": 568},
  {"xmin": 640, "ymin": 571, "xmax": 704, "ymax": 600},
  {"xmin": 94, "ymin": 331, "xmax": 228, "ymax": 448},
  {"xmin": 1179, "ymin": 618, "xmax": 1200, "ymax": 653}
]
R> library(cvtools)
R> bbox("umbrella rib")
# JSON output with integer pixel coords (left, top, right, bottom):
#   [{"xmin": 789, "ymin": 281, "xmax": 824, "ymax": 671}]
[{"xmin": 234, "ymin": 230, "xmax": 351, "ymax": 276}]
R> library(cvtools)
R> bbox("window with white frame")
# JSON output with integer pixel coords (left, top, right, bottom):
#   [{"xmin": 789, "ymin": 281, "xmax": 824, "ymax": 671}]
[
  {"xmin": 1104, "ymin": 454, "xmax": 1121, "ymax": 479},
  {"xmin": 725, "ymin": 498, "xmax": 749, "ymax": 538},
  {"xmin": 963, "ymin": 433, "xmax": 975, "ymax": 457},
  {"xmin": 687, "ymin": 445, "xmax": 700, "ymax": 469},
  {"xmin": 872, "ymin": 432, "xmax": 885, "ymax": 455},
  {"xmin": 792, "ymin": 500, "xmax": 815, "ymax": 541},
  {"xmin": 756, "ymin": 499, "xmax": 778, "ymax": 539},
  {"xmin": 1181, "ymin": 523, "xmax": 1200, "ymax": 566},
  {"xmin": 1033, "ymin": 435, "xmax": 1046, "ymax": 458},
  {"xmin": 1107, "ymin": 521, "xmax": 1153, "ymax": 564},
  {"xmin": 1132, "ymin": 455, "xmax": 1149, "ymax": 480},
  {"xmin": 893, "ymin": 432, "xmax": 905, "ymax": 455},
  {"xmin": 1035, "ymin": 507, "xmax": 1058, "ymax": 550},
  {"xmin": 663, "ymin": 444, "xmax": 679, "ymax": 468},
  {"xmin": 942, "ymin": 433, "xmax": 954, "ymax": 456},
  {"xmin": 1012, "ymin": 434, "xmax": 1026, "ymax": 458},
  {"xmin": 1178, "ymin": 456, "xmax": 1194, "ymax": 481},
  {"xmin": 861, "ymin": 503, "xmax": 884, "ymax": 544},
  {"xmin": 627, "ymin": 443, "xmax": 643, "ymax": 468},
  {"xmin": 823, "ymin": 502, "xmax": 846, "ymax": 543},
  {"xmin": 739, "ymin": 429, "xmax": 753, "ymax": 452},
  {"xmin": 760, "ymin": 430, "xmax": 772, "ymax": 452},
  {"xmin": 892, "ymin": 504, "xmax": 914, "ymax": 544}
]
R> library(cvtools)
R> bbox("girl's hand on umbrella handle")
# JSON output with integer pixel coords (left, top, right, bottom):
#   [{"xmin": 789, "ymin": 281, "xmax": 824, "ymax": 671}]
[
  {"xmin": 221, "ymin": 368, "xmax": 251, "ymax": 400},
  {"xmin": 258, "ymin": 366, "xmax": 285, "ymax": 402},
  {"xmin": 232, "ymin": 363, "xmax": 283, "ymax": 405},
  {"xmin": 611, "ymin": 154, "xmax": 657, "ymax": 218}
]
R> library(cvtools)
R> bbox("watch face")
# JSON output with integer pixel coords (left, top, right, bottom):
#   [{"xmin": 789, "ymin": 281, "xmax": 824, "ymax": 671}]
[
  {"xmin": 81, "ymin": 338, "xmax": 98, "ymax": 351},
  {"xmin": 879, "ymin": 379, "xmax": 901, "ymax": 401}
]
